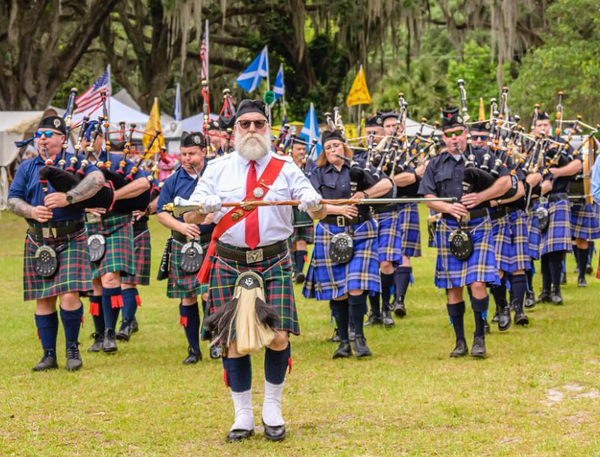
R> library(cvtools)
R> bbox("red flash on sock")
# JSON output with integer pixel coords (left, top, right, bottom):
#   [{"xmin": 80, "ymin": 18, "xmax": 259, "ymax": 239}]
[
  {"xmin": 288, "ymin": 357, "xmax": 293, "ymax": 374},
  {"xmin": 223, "ymin": 369, "xmax": 229, "ymax": 388},
  {"xmin": 89, "ymin": 302, "xmax": 100, "ymax": 316},
  {"xmin": 180, "ymin": 316, "xmax": 188, "ymax": 327},
  {"xmin": 110, "ymin": 295, "xmax": 124, "ymax": 309},
  {"xmin": 135, "ymin": 295, "xmax": 142, "ymax": 307}
]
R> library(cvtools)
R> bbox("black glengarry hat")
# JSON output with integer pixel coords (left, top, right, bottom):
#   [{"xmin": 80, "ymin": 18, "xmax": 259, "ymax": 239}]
[
  {"xmin": 38, "ymin": 116, "xmax": 67, "ymax": 135},
  {"xmin": 442, "ymin": 107, "xmax": 465, "ymax": 130},
  {"xmin": 321, "ymin": 129, "xmax": 344, "ymax": 146},
  {"xmin": 235, "ymin": 99, "xmax": 268, "ymax": 121},
  {"xmin": 180, "ymin": 131, "xmax": 205, "ymax": 148}
]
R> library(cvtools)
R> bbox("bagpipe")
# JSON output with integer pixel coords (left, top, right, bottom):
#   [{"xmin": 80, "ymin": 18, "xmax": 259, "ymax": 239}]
[{"xmin": 38, "ymin": 90, "xmax": 114, "ymax": 210}]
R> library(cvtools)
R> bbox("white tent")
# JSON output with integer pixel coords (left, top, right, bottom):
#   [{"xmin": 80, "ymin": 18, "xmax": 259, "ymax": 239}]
[{"xmin": 181, "ymin": 112, "xmax": 219, "ymax": 133}]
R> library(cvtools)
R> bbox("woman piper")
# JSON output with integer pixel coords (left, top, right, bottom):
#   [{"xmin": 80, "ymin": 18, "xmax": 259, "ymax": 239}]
[{"xmin": 303, "ymin": 130, "xmax": 393, "ymax": 359}]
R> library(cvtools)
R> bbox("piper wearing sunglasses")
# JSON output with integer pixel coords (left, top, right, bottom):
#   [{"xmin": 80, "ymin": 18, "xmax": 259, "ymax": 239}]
[{"xmin": 469, "ymin": 120, "xmax": 491, "ymax": 148}]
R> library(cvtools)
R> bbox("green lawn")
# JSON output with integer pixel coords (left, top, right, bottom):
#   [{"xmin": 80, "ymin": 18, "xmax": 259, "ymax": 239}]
[{"xmin": 1, "ymin": 210, "xmax": 600, "ymax": 456}]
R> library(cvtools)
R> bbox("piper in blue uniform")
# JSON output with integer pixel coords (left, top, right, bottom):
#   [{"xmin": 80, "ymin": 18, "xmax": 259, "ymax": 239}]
[
  {"xmin": 303, "ymin": 130, "xmax": 393, "ymax": 358},
  {"xmin": 8, "ymin": 116, "xmax": 105, "ymax": 371},
  {"xmin": 81, "ymin": 123, "xmax": 151, "ymax": 353},
  {"xmin": 156, "ymin": 132, "xmax": 220, "ymax": 362},
  {"xmin": 419, "ymin": 108, "xmax": 512, "ymax": 358}
]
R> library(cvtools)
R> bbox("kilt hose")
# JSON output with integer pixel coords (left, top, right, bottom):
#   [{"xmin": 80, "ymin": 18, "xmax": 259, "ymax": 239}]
[
  {"xmin": 540, "ymin": 198, "xmax": 573, "ymax": 256},
  {"xmin": 86, "ymin": 214, "xmax": 136, "ymax": 280},
  {"xmin": 434, "ymin": 216, "xmax": 499, "ymax": 289},
  {"xmin": 207, "ymin": 245, "xmax": 299, "ymax": 335},
  {"xmin": 373, "ymin": 211, "xmax": 403, "ymax": 263},
  {"xmin": 121, "ymin": 228, "xmax": 151, "ymax": 286},
  {"xmin": 303, "ymin": 219, "xmax": 381, "ymax": 301},
  {"xmin": 570, "ymin": 202, "xmax": 600, "ymax": 240},
  {"xmin": 492, "ymin": 210, "xmax": 532, "ymax": 274},
  {"xmin": 398, "ymin": 202, "xmax": 422, "ymax": 258},
  {"xmin": 526, "ymin": 207, "xmax": 541, "ymax": 260},
  {"xmin": 166, "ymin": 238, "xmax": 205, "ymax": 299},
  {"xmin": 23, "ymin": 222, "xmax": 93, "ymax": 301}
]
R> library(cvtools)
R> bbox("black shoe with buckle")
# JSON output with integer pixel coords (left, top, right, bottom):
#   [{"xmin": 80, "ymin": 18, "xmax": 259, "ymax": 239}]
[
  {"xmin": 550, "ymin": 291, "xmax": 563, "ymax": 305},
  {"xmin": 382, "ymin": 311, "xmax": 395, "ymax": 328},
  {"xmin": 66, "ymin": 342, "xmax": 83, "ymax": 371},
  {"xmin": 88, "ymin": 332, "xmax": 104, "ymax": 353},
  {"xmin": 131, "ymin": 318, "xmax": 139, "ymax": 333},
  {"xmin": 578, "ymin": 277, "xmax": 587, "ymax": 288},
  {"xmin": 536, "ymin": 290, "xmax": 551, "ymax": 304},
  {"xmin": 333, "ymin": 341, "xmax": 352, "ymax": 359},
  {"xmin": 116, "ymin": 319, "xmax": 132, "ymax": 341},
  {"xmin": 450, "ymin": 339, "xmax": 468, "ymax": 358},
  {"xmin": 183, "ymin": 346, "xmax": 202, "ymax": 364},
  {"xmin": 226, "ymin": 429, "xmax": 255, "ymax": 442},
  {"xmin": 353, "ymin": 336, "xmax": 372, "ymax": 358},
  {"xmin": 263, "ymin": 420, "xmax": 286, "ymax": 441},
  {"xmin": 586, "ymin": 263, "xmax": 593, "ymax": 275},
  {"xmin": 102, "ymin": 329, "xmax": 118, "ymax": 353},
  {"xmin": 514, "ymin": 312, "xmax": 529, "ymax": 326},
  {"xmin": 393, "ymin": 296, "xmax": 407, "ymax": 318},
  {"xmin": 32, "ymin": 352, "xmax": 58, "ymax": 372},
  {"xmin": 209, "ymin": 345, "xmax": 222, "ymax": 360},
  {"xmin": 471, "ymin": 336, "xmax": 487, "ymax": 358},
  {"xmin": 498, "ymin": 306, "xmax": 512, "ymax": 332},
  {"xmin": 365, "ymin": 313, "xmax": 383, "ymax": 326},
  {"xmin": 524, "ymin": 291, "xmax": 536, "ymax": 309}
]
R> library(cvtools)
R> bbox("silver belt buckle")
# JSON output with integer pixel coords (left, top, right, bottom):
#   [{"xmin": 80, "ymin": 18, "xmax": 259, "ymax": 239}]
[
  {"xmin": 246, "ymin": 248, "xmax": 264, "ymax": 264},
  {"xmin": 336, "ymin": 216, "xmax": 346, "ymax": 227},
  {"xmin": 86, "ymin": 213, "xmax": 101, "ymax": 224},
  {"xmin": 42, "ymin": 227, "xmax": 54, "ymax": 238}
]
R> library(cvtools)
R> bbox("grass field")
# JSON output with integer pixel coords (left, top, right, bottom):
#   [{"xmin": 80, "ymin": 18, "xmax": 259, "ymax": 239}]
[{"xmin": 1, "ymin": 210, "xmax": 600, "ymax": 456}]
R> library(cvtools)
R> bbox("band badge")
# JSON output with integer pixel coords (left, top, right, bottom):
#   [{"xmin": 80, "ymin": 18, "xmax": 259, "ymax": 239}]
[
  {"xmin": 192, "ymin": 134, "xmax": 201, "ymax": 145},
  {"xmin": 537, "ymin": 206, "xmax": 550, "ymax": 231},
  {"xmin": 449, "ymin": 228, "xmax": 474, "ymax": 260},
  {"xmin": 53, "ymin": 119, "xmax": 61, "ymax": 129},
  {"xmin": 180, "ymin": 241, "xmax": 204, "ymax": 273},
  {"xmin": 330, "ymin": 232, "xmax": 354, "ymax": 264},
  {"xmin": 246, "ymin": 249, "xmax": 264, "ymax": 264},
  {"xmin": 34, "ymin": 245, "xmax": 59, "ymax": 278},
  {"xmin": 87, "ymin": 234, "xmax": 106, "ymax": 262}
]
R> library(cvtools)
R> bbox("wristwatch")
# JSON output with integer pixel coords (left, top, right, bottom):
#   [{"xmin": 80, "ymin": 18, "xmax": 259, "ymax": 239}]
[{"xmin": 66, "ymin": 192, "xmax": 74, "ymax": 205}]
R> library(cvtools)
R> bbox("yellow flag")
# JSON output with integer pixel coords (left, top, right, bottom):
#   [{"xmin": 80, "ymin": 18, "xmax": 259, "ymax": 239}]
[
  {"xmin": 478, "ymin": 97, "xmax": 486, "ymax": 121},
  {"xmin": 346, "ymin": 65, "xmax": 371, "ymax": 107},
  {"xmin": 143, "ymin": 97, "xmax": 166, "ymax": 157}
]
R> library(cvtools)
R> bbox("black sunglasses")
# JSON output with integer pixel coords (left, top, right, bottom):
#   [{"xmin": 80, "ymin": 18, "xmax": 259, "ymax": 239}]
[
  {"xmin": 443, "ymin": 129, "xmax": 465, "ymax": 138},
  {"xmin": 237, "ymin": 119, "xmax": 267, "ymax": 130},
  {"xmin": 471, "ymin": 134, "xmax": 488, "ymax": 141}
]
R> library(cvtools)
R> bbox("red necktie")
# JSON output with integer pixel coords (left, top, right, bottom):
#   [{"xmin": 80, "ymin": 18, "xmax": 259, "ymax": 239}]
[{"xmin": 245, "ymin": 161, "xmax": 260, "ymax": 249}]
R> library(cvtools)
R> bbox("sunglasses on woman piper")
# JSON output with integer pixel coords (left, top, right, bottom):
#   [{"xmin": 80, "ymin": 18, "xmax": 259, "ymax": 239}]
[
  {"xmin": 237, "ymin": 119, "xmax": 267, "ymax": 130},
  {"xmin": 443, "ymin": 129, "xmax": 465, "ymax": 138},
  {"xmin": 35, "ymin": 130, "xmax": 56, "ymax": 138}
]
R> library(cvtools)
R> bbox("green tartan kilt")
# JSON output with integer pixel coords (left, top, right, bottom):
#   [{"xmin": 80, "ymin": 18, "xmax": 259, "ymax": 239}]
[
  {"xmin": 207, "ymin": 246, "xmax": 299, "ymax": 335},
  {"xmin": 85, "ymin": 214, "xmax": 136, "ymax": 280},
  {"xmin": 121, "ymin": 228, "xmax": 151, "ymax": 286},
  {"xmin": 23, "ymin": 225, "xmax": 93, "ymax": 301},
  {"xmin": 167, "ymin": 239, "xmax": 204, "ymax": 299}
]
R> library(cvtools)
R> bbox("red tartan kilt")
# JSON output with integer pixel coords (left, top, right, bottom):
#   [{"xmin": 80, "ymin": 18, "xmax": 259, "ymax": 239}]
[{"xmin": 23, "ymin": 227, "xmax": 93, "ymax": 301}]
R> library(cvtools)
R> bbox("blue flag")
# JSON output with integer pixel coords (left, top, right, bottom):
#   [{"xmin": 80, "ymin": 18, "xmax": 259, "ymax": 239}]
[
  {"xmin": 273, "ymin": 64, "xmax": 285, "ymax": 101},
  {"xmin": 236, "ymin": 46, "xmax": 269, "ymax": 93},
  {"xmin": 300, "ymin": 103, "xmax": 322, "ymax": 160}
]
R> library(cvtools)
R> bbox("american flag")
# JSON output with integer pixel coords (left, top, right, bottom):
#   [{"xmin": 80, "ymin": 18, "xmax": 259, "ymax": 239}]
[
  {"xmin": 199, "ymin": 19, "xmax": 209, "ymax": 81},
  {"xmin": 74, "ymin": 67, "xmax": 111, "ymax": 114}
]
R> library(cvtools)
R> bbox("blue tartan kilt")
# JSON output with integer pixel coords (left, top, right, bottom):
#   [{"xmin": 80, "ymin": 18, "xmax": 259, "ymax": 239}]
[
  {"xmin": 526, "ymin": 207, "xmax": 541, "ymax": 260},
  {"xmin": 398, "ymin": 203, "xmax": 421, "ymax": 257},
  {"xmin": 374, "ymin": 211, "xmax": 403, "ymax": 263},
  {"xmin": 541, "ymin": 198, "xmax": 573, "ymax": 255},
  {"xmin": 434, "ymin": 216, "xmax": 498, "ymax": 289},
  {"xmin": 303, "ymin": 219, "xmax": 381, "ymax": 301},
  {"xmin": 570, "ymin": 202, "xmax": 600, "ymax": 240},
  {"xmin": 492, "ymin": 210, "xmax": 532, "ymax": 273}
]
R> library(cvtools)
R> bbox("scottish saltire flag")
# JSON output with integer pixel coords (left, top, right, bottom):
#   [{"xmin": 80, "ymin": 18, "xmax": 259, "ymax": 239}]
[
  {"xmin": 300, "ymin": 103, "xmax": 322, "ymax": 159},
  {"xmin": 273, "ymin": 64, "xmax": 285, "ymax": 101},
  {"xmin": 174, "ymin": 83, "xmax": 182, "ymax": 121},
  {"xmin": 236, "ymin": 46, "xmax": 269, "ymax": 93},
  {"xmin": 75, "ymin": 67, "xmax": 111, "ymax": 114}
]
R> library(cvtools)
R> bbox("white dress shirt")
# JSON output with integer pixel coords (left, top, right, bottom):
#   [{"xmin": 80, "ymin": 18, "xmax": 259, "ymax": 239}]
[{"xmin": 190, "ymin": 150, "xmax": 320, "ymax": 248}]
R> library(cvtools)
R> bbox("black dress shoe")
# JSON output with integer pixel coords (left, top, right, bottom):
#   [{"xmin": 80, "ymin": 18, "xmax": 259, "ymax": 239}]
[
  {"xmin": 560, "ymin": 270, "xmax": 567, "ymax": 285},
  {"xmin": 578, "ymin": 277, "xmax": 587, "ymax": 287},
  {"xmin": 333, "ymin": 341, "xmax": 352, "ymax": 359},
  {"xmin": 263, "ymin": 420, "xmax": 286, "ymax": 441},
  {"xmin": 524, "ymin": 291, "xmax": 536, "ymax": 309},
  {"xmin": 226, "ymin": 428, "xmax": 255, "ymax": 442},
  {"xmin": 450, "ymin": 339, "xmax": 468, "ymax": 358},
  {"xmin": 382, "ymin": 311, "xmax": 395, "ymax": 328},
  {"xmin": 484, "ymin": 320, "xmax": 491, "ymax": 334},
  {"xmin": 353, "ymin": 336, "xmax": 372, "ymax": 358},
  {"xmin": 471, "ymin": 336, "xmax": 487, "ymax": 358},
  {"xmin": 183, "ymin": 346, "xmax": 202, "ymax": 364},
  {"xmin": 88, "ymin": 332, "xmax": 104, "ymax": 353},
  {"xmin": 393, "ymin": 297, "xmax": 407, "ymax": 318},
  {"xmin": 209, "ymin": 345, "xmax": 222, "ymax": 360},
  {"xmin": 66, "ymin": 342, "xmax": 83, "ymax": 371},
  {"xmin": 497, "ymin": 307, "xmax": 512, "ymax": 332},
  {"xmin": 550, "ymin": 291, "xmax": 563, "ymax": 305},
  {"xmin": 116, "ymin": 320, "xmax": 132, "ymax": 341},
  {"xmin": 514, "ymin": 312, "xmax": 529, "ymax": 326},
  {"xmin": 32, "ymin": 353, "xmax": 58, "ymax": 372},
  {"xmin": 102, "ymin": 329, "xmax": 118, "ymax": 353},
  {"xmin": 365, "ymin": 313, "xmax": 383, "ymax": 326},
  {"xmin": 536, "ymin": 290, "xmax": 551, "ymax": 304},
  {"xmin": 130, "ymin": 318, "xmax": 139, "ymax": 333},
  {"xmin": 294, "ymin": 272, "xmax": 305, "ymax": 284},
  {"xmin": 330, "ymin": 328, "xmax": 340, "ymax": 343},
  {"xmin": 586, "ymin": 263, "xmax": 593, "ymax": 275},
  {"xmin": 491, "ymin": 310, "xmax": 500, "ymax": 323}
]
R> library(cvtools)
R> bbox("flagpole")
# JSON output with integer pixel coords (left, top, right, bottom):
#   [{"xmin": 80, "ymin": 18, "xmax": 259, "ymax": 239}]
[
  {"xmin": 265, "ymin": 46, "xmax": 271, "ymax": 125},
  {"xmin": 107, "ymin": 64, "xmax": 112, "ymax": 123}
]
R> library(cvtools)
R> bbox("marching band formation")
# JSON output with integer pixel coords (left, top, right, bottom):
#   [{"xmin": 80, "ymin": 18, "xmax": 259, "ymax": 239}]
[{"xmin": 7, "ymin": 81, "xmax": 600, "ymax": 442}]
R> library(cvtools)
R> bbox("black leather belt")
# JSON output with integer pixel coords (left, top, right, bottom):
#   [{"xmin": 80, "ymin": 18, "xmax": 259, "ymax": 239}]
[
  {"xmin": 132, "ymin": 221, "xmax": 149, "ymax": 232},
  {"xmin": 322, "ymin": 213, "xmax": 372, "ymax": 227},
  {"xmin": 373, "ymin": 204, "xmax": 397, "ymax": 214},
  {"xmin": 443, "ymin": 208, "xmax": 489, "ymax": 222},
  {"xmin": 28, "ymin": 220, "xmax": 84, "ymax": 238},
  {"xmin": 548, "ymin": 193, "xmax": 568, "ymax": 202},
  {"xmin": 215, "ymin": 240, "xmax": 288, "ymax": 264},
  {"xmin": 171, "ymin": 230, "xmax": 212, "ymax": 244},
  {"xmin": 490, "ymin": 206, "xmax": 522, "ymax": 220}
]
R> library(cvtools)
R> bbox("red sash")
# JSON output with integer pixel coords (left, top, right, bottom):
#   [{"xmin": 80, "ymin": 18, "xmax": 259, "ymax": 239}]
[{"xmin": 197, "ymin": 157, "xmax": 286, "ymax": 284}]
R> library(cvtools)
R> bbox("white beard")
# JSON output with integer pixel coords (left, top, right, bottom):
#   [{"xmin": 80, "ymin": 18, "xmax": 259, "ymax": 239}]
[{"xmin": 235, "ymin": 130, "xmax": 271, "ymax": 161}]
